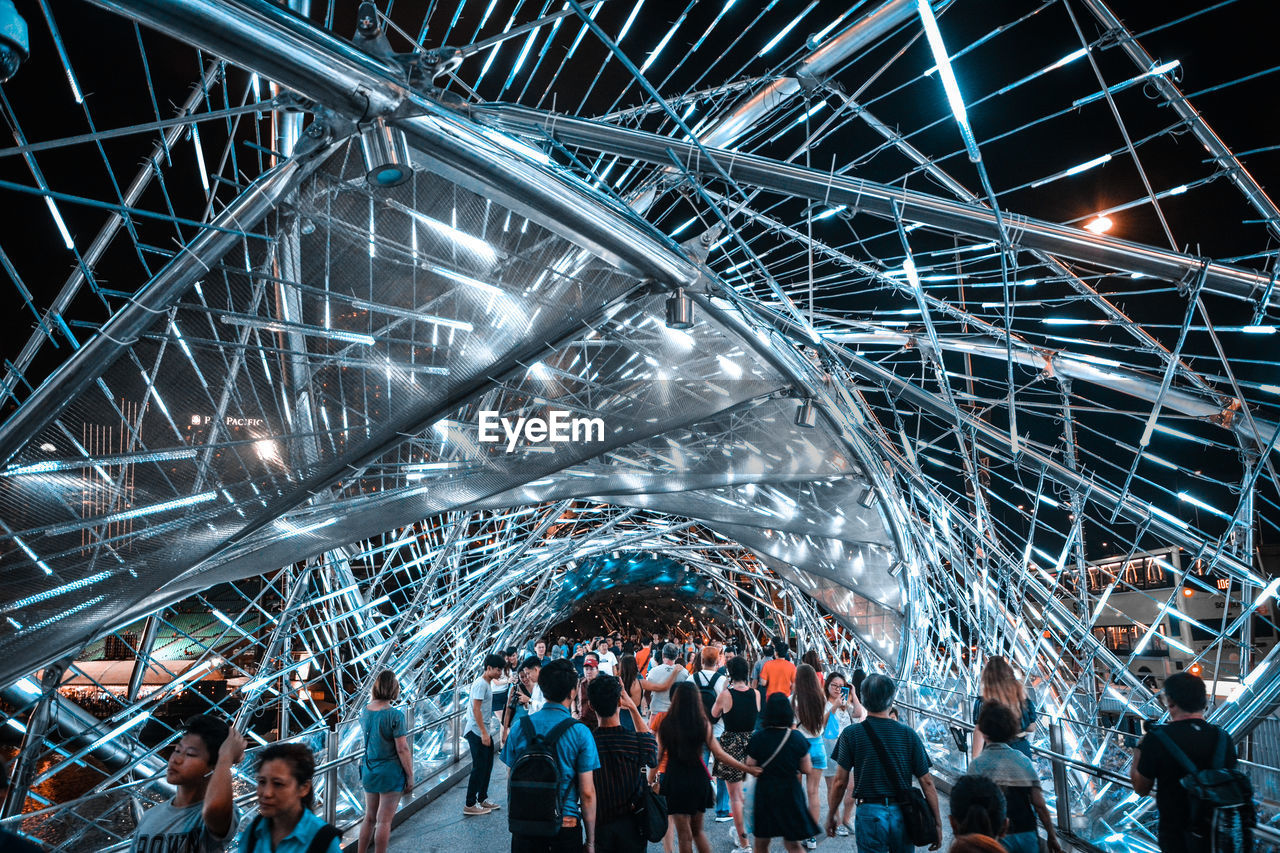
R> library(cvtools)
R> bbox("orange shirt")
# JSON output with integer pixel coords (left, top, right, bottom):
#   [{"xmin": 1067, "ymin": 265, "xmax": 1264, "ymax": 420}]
[{"xmin": 759, "ymin": 658, "xmax": 797, "ymax": 697}]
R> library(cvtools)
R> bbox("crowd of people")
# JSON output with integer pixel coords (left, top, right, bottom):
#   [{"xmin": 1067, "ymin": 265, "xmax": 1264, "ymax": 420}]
[{"xmin": 94, "ymin": 629, "xmax": 1239, "ymax": 853}]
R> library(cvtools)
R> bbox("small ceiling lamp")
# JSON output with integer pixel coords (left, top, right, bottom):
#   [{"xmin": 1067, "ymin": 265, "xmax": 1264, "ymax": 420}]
[
  {"xmin": 794, "ymin": 398, "xmax": 817, "ymax": 428},
  {"xmin": 665, "ymin": 288, "xmax": 694, "ymax": 330},
  {"xmin": 360, "ymin": 117, "xmax": 412, "ymax": 187},
  {"xmin": 1083, "ymin": 214, "xmax": 1113, "ymax": 235}
]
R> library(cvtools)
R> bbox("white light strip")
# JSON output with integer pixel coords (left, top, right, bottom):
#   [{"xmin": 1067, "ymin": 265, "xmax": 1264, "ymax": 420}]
[
  {"xmin": 917, "ymin": 0, "xmax": 981, "ymax": 163},
  {"xmin": 398, "ymin": 205, "xmax": 498, "ymax": 263},
  {"xmin": 350, "ymin": 299, "xmax": 474, "ymax": 331},
  {"xmin": 46, "ymin": 491, "xmax": 219, "ymax": 536},
  {"xmin": 759, "ymin": 1, "xmax": 818, "ymax": 55},
  {"xmin": 219, "ymin": 315, "xmax": 376, "ymax": 346},
  {"xmin": 45, "ymin": 197, "xmax": 75, "ymax": 250}
]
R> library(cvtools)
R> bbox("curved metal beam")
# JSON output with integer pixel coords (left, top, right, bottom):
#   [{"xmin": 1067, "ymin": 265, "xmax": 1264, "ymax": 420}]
[{"xmin": 472, "ymin": 104, "xmax": 1276, "ymax": 304}]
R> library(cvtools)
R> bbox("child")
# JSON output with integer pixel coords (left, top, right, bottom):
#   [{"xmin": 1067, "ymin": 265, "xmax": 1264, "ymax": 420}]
[{"xmin": 130, "ymin": 715, "xmax": 245, "ymax": 852}]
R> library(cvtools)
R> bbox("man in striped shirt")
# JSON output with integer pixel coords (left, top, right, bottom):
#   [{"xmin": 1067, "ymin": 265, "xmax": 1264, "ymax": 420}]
[{"xmin": 587, "ymin": 675, "xmax": 657, "ymax": 853}]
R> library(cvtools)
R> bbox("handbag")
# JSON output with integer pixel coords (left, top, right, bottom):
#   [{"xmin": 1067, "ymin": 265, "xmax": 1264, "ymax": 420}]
[
  {"xmin": 632, "ymin": 776, "xmax": 668, "ymax": 842},
  {"xmin": 861, "ymin": 722, "xmax": 937, "ymax": 847}
]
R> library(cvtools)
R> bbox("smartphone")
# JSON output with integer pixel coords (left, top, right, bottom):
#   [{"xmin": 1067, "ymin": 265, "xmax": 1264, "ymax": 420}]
[{"xmin": 841, "ymin": 686, "xmax": 850, "ymax": 698}]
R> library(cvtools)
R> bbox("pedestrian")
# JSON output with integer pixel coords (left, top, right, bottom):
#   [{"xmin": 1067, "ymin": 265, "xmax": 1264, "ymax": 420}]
[
  {"xmin": 971, "ymin": 657, "xmax": 1036, "ymax": 760},
  {"xmin": 640, "ymin": 643, "xmax": 689, "ymax": 735},
  {"xmin": 576, "ymin": 653, "xmax": 602, "ymax": 730},
  {"xmin": 587, "ymin": 675, "xmax": 658, "ymax": 853},
  {"xmin": 535, "ymin": 640, "xmax": 552, "ymax": 668},
  {"xmin": 710, "ymin": 655, "xmax": 760, "ymax": 853},
  {"xmin": 968, "ymin": 703, "xmax": 1062, "ymax": 853},
  {"xmin": 691, "ymin": 646, "xmax": 731, "ymax": 822},
  {"xmin": 745, "ymin": 693, "xmax": 821, "ymax": 852},
  {"xmin": 791, "ymin": 664, "xmax": 827, "ymax": 849},
  {"xmin": 758, "ymin": 640, "xmax": 796, "ymax": 700},
  {"xmin": 826, "ymin": 674, "xmax": 942, "ymax": 852},
  {"xmin": 657, "ymin": 682, "xmax": 756, "ymax": 853},
  {"xmin": 1131, "ymin": 672, "xmax": 1245, "ymax": 853},
  {"xmin": 129, "ymin": 714, "xmax": 244, "ymax": 853},
  {"xmin": 595, "ymin": 639, "xmax": 619, "ymax": 676},
  {"xmin": 358, "ymin": 670, "xmax": 415, "ymax": 851},
  {"xmin": 948, "ymin": 773, "xmax": 1006, "ymax": 839},
  {"xmin": 495, "ymin": 648, "xmax": 520, "ymax": 737},
  {"xmin": 501, "ymin": 659, "xmax": 599, "ymax": 853},
  {"xmin": 617, "ymin": 655, "xmax": 643, "ymax": 732},
  {"xmin": 752, "ymin": 643, "xmax": 773, "ymax": 704},
  {"xmin": 238, "ymin": 743, "xmax": 341, "ymax": 852},
  {"xmin": 503, "ymin": 656, "xmax": 544, "ymax": 742},
  {"xmin": 821, "ymin": 672, "xmax": 863, "ymax": 836},
  {"xmin": 463, "ymin": 654, "xmax": 506, "ymax": 816},
  {"xmin": 801, "ymin": 650, "xmax": 822, "ymax": 678}
]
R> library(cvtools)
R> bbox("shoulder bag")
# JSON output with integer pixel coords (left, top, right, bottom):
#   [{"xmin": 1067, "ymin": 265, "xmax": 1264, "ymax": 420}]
[{"xmin": 861, "ymin": 722, "xmax": 937, "ymax": 847}]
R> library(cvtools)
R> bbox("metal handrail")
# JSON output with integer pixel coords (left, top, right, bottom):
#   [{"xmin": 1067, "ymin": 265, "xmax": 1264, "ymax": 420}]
[
  {"xmin": 12, "ymin": 704, "xmax": 469, "ymax": 852},
  {"xmin": 893, "ymin": 697, "xmax": 1280, "ymax": 847}
]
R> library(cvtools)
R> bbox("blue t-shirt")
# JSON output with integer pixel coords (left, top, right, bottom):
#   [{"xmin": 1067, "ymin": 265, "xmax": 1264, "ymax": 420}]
[
  {"xmin": 237, "ymin": 809, "xmax": 340, "ymax": 853},
  {"xmin": 500, "ymin": 703, "xmax": 600, "ymax": 818}
]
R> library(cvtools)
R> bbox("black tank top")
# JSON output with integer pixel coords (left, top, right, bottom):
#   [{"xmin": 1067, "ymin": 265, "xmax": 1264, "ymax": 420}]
[{"xmin": 720, "ymin": 687, "xmax": 758, "ymax": 732}]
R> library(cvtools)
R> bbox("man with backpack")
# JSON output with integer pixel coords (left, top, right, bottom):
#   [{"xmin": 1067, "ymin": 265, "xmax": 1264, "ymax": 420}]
[
  {"xmin": 1131, "ymin": 672, "xmax": 1253, "ymax": 853},
  {"xmin": 502, "ymin": 658, "xmax": 600, "ymax": 853}
]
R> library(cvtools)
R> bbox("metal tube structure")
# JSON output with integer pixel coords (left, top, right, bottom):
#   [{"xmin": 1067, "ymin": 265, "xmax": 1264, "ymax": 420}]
[
  {"xmin": 471, "ymin": 105, "xmax": 1275, "ymax": 303},
  {"xmin": 699, "ymin": 0, "xmax": 917, "ymax": 150},
  {"xmin": 1079, "ymin": 0, "xmax": 1280, "ymax": 244},
  {"xmin": 0, "ymin": 149, "xmax": 334, "ymax": 467},
  {"xmin": 85, "ymin": 0, "xmax": 405, "ymax": 121},
  {"xmin": 822, "ymin": 329, "xmax": 1276, "ymax": 446},
  {"xmin": 0, "ymin": 62, "xmax": 225, "ymax": 407}
]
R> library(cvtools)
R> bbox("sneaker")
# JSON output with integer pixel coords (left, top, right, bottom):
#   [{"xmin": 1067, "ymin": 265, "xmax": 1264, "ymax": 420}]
[
  {"xmin": 835, "ymin": 824, "xmax": 851, "ymax": 837},
  {"xmin": 462, "ymin": 804, "xmax": 491, "ymax": 816},
  {"xmin": 714, "ymin": 812, "xmax": 733, "ymax": 822},
  {"xmin": 803, "ymin": 838, "xmax": 818, "ymax": 850},
  {"xmin": 480, "ymin": 800, "xmax": 502, "ymax": 810}
]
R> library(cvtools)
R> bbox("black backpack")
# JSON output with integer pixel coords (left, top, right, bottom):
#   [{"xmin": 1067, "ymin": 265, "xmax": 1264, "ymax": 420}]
[
  {"xmin": 246, "ymin": 814, "xmax": 340, "ymax": 853},
  {"xmin": 693, "ymin": 671, "xmax": 719, "ymax": 719},
  {"xmin": 508, "ymin": 716, "xmax": 581, "ymax": 837},
  {"xmin": 1152, "ymin": 726, "xmax": 1255, "ymax": 853}
]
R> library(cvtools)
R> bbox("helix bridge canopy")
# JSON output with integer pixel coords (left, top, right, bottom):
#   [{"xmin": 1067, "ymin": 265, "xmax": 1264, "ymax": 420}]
[{"xmin": 0, "ymin": 0, "xmax": 1277, "ymax": 849}]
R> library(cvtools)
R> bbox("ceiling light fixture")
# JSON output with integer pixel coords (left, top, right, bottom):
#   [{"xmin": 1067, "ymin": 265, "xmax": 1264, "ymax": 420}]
[
  {"xmin": 666, "ymin": 288, "xmax": 694, "ymax": 330},
  {"xmin": 1083, "ymin": 215, "xmax": 1113, "ymax": 234},
  {"xmin": 359, "ymin": 117, "xmax": 412, "ymax": 187},
  {"xmin": 795, "ymin": 399, "xmax": 817, "ymax": 429}
]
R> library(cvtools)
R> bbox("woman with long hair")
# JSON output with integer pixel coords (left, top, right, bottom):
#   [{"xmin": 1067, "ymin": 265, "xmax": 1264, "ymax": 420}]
[
  {"xmin": 658, "ymin": 681, "xmax": 757, "ymax": 853},
  {"xmin": 971, "ymin": 656, "xmax": 1036, "ymax": 759},
  {"xmin": 357, "ymin": 670, "xmax": 413, "ymax": 853},
  {"xmin": 800, "ymin": 650, "xmax": 822, "ymax": 678},
  {"xmin": 745, "ymin": 694, "xmax": 821, "ymax": 853},
  {"xmin": 240, "ymin": 743, "xmax": 340, "ymax": 852},
  {"xmin": 820, "ymin": 671, "xmax": 863, "ymax": 836},
  {"xmin": 710, "ymin": 655, "xmax": 759, "ymax": 853},
  {"xmin": 790, "ymin": 664, "xmax": 826, "ymax": 848},
  {"xmin": 617, "ymin": 654, "xmax": 642, "ymax": 731}
]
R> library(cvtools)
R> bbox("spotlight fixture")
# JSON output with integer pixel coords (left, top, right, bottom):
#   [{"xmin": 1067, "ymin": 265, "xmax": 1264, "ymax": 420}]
[
  {"xmin": 858, "ymin": 486, "xmax": 877, "ymax": 508},
  {"xmin": 0, "ymin": 0, "xmax": 29, "ymax": 83},
  {"xmin": 1083, "ymin": 214, "xmax": 1113, "ymax": 235},
  {"xmin": 359, "ymin": 117, "xmax": 412, "ymax": 187},
  {"xmin": 665, "ymin": 288, "xmax": 694, "ymax": 330},
  {"xmin": 794, "ymin": 398, "xmax": 817, "ymax": 428}
]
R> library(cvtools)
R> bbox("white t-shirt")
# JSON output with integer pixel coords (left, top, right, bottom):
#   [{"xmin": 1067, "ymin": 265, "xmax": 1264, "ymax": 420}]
[
  {"xmin": 129, "ymin": 798, "xmax": 238, "ymax": 853},
  {"xmin": 647, "ymin": 663, "xmax": 690, "ymax": 713},
  {"xmin": 466, "ymin": 676, "xmax": 494, "ymax": 737},
  {"xmin": 595, "ymin": 650, "xmax": 618, "ymax": 675}
]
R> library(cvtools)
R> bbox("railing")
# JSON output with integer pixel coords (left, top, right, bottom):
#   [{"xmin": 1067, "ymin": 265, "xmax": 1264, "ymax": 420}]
[
  {"xmin": 894, "ymin": 696, "xmax": 1280, "ymax": 852},
  {"xmin": 0, "ymin": 698, "xmax": 472, "ymax": 852}
]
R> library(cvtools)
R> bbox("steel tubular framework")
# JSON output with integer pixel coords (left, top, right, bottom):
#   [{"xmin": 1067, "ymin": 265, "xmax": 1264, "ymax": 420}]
[{"xmin": 0, "ymin": 1, "xmax": 1277, "ymax": 850}]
